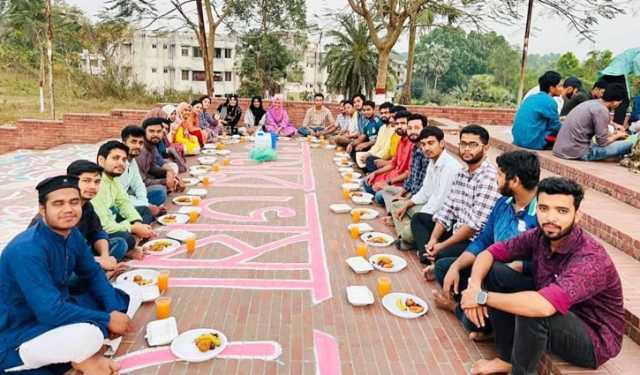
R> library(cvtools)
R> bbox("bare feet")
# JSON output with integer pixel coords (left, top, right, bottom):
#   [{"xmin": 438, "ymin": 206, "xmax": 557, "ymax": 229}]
[
  {"xmin": 72, "ymin": 354, "xmax": 120, "ymax": 375},
  {"xmin": 382, "ymin": 216, "xmax": 394, "ymax": 227},
  {"xmin": 422, "ymin": 265, "xmax": 435, "ymax": 281},
  {"xmin": 126, "ymin": 247, "xmax": 144, "ymax": 261},
  {"xmin": 469, "ymin": 331, "xmax": 494, "ymax": 342},
  {"xmin": 432, "ymin": 290, "xmax": 455, "ymax": 312},
  {"xmin": 470, "ymin": 358, "xmax": 512, "ymax": 375}
]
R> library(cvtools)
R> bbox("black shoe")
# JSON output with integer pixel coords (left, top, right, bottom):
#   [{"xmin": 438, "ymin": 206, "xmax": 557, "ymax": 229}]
[{"xmin": 418, "ymin": 251, "xmax": 429, "ymax": 265}]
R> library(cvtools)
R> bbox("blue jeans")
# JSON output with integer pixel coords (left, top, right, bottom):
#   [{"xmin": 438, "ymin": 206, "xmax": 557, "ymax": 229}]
[
  {"xmin": 110, "ymin": 231, "xmax": 136, "ymax": 251},
  {"xmin": 135, "ymin": 206, "xmax": 154, "ymax": 225},
  {"xmin": 298, "ymin": 127, "xmax": 324, "ymax": 137},
  {"xmin": 147, "ymin": 184, "xmax": 167, "ymax": 205},
  {"xmin": 582, "ymin": 139, "xmax": 634, "ymax": 161}
]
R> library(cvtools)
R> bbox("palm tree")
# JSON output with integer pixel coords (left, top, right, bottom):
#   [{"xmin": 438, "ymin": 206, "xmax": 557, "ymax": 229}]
[{"xmin": 322, "ymin": 15, "xmax": 379, "ymax": 99}]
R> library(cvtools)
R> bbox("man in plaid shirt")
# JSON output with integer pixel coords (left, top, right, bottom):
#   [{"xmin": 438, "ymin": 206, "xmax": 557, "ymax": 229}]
[{"xmin": 410, "ymin": 125, "xmax": 500, "ymax": 280}]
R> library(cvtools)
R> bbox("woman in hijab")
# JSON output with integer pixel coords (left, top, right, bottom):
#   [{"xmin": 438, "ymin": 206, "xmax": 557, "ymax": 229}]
[
  {"xmin": 265, "ymin": 94, "xmax": 296, "ymax": 137},
  {"xmin": 239, "ymin": 96, "xmax": 266, "ymax": 135},
  {"xmin": 217, "ymin": 94, "xmax": 242, "ymax": 135},
  {"xmin": 173, "ymin": 103, "xmax": 201, "ymax": 155}
]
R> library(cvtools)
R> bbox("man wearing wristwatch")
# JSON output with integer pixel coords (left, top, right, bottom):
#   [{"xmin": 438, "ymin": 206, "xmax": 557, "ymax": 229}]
[{"xmin": 460, "ymin": 177, "xmax": 623, "ymax": 375}]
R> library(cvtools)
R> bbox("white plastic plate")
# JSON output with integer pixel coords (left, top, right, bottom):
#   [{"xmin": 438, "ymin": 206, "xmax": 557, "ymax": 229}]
[
  {"xmin": 182, "ymin": 177, "xmax": 200, "ymax": 187},
  {"xmin": 347, "ymin": 223, "xmax": 374, "ymax": 233},
  {"xmin": 116, "ymin": 269, "xmax": 159, "ymax": 286},
  {"xmin": 346, "ymin": 286, "xmax": 375, "ymax": 306},
  {"xmin": 143, "ymin": 238, "xmax": 181, "ymax": 256},
  {"xmin": 341, "ymin": 171, "xmax": 362, "ymax": 179},
  {"xmin": 342, "ymin": 183, "xmax": 361, "ymax": 192},
  {"xmin": 146, "ymin": 317, "xmax": 179, "ymax": 347},
  {"xmin": 203, "ymin": 143, "xmax": 216, "ymax": 149},
  {"xmin": 166, "ymin": 229, "xmax": 196, "ymax": 242},
  {"xmin": 215, "ymin": 149, "xmax": 231, "ymax": 156},
  {"xmin": 329, "ymin": 203, "xmax": 352, "ymax": 214},
  {"xmin": 369, "ymin": 253, "xmax": 407, "ymax": 273},
  {"xmin": 198, "ymin": 156, "xmax": 217, "ymax": 165},
  {"xmin": 338, "ymin": 167, "xmax": 354, "ymax": 173},
  {"xmin": 170, "ymin": 328, "xmax": 228, "ymax": 363},
  {"xmin": 350, "ymin": 208, "xmax": 379, "ymax": 220},
  {"xmin": 201, "ymin": 148, "xmax": 216, "ymax": 155},
  {"xmin": 361, "ymin": 232, "xmax": 395, "ymax": 247},
  {"xmin": 178, "ymin": 206, "xmax": 202, "ymax": 215},
  {"xmin": 345, "ymin": 257, "xmax": 374, "ymax": 274},
  {"xmin": 382, "ymin": 292, "xmax": 429, "ymax": 319},
  {"xmin": 172, "ymin": 195, "xmax": 196, "ymax": 206},
  {"xmin": 158, "ymin": 213, "xmax": 189, "ymax": 226},
  {"xmin": 187, "ymin": 188, "xmax": 207, "ymax": 197}
]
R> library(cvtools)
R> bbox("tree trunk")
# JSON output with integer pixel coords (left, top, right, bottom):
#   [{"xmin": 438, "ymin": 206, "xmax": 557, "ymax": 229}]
[
  {"xmin": 399, "ymin": 15, "xmax": 417, "ymax": 104},
  {"xmin": 195, "ymin": 0, "xmax": 213, "ymax": 96},
  {"xmin": 39, "ymin": 49, "xmax": 45, "ymax": 113},
  {"xmin": 45, "ymin": 0, "xmax": 55, "ymax": 119},
  {"xmin": 204, "ymin": 0, "xmax": 217, "ymax": 96},
  {"xmin": 516, "ymin": 0, "xmax": 534, "ymax": 106},
  {"xmin": 375, "ymin": 48, "xmax": 392, "ymax": 96}
]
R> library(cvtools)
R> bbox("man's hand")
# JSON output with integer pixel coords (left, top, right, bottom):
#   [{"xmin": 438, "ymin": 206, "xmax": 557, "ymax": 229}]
[
  {"xmin": 165, "ymin": 174, "xmax": 177, "ymax": 192},
  {"xmin": 108, "ymin": 311, "xmax": 131, "ymax": 336},
  {"xmin": 148, "ymin": 205, "xmax": 161, "ymax": 217},
  {"xmin": 174, "ymin": 177, "xmax": 185, "ymax": 192},
  {"xmin": 131, "ymin": 222, "xmax": 155, "ymax": 239},
  {"xmin": 443, "ymin": 265, "xmax": 461, "ymax": 295},
  {"xmin": 366, "ymin": 172, "xmax": 377, "ymax": 184},
  {"xmin": 95, "ymin": 255, "xmax": 117, "ymax": 271},
  {"xmin": 425, "ymin": 239, "xmax": 442, "ymax": 261},
  {"xmin": 374, "ymin": 159, "xmax": 386, "ymax": 168},
  {"xmin": 346, "ymin": 143, "xmax": 353, "ymax": 154},
  {"xmin": 461, "ymin": 281, "xmax": 489, "ymax": 328},
  {"xmin": 394, "ymin": 203, "xmax": 409, "ymax": 220}
]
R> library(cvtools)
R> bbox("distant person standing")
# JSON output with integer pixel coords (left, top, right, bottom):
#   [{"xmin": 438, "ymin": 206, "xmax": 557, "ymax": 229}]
[{"xmin": 599, "ymin": 47, "xmax": 640, "ymax": 126}]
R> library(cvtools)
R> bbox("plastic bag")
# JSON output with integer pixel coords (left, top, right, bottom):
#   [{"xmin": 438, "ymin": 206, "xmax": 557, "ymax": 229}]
[{"xmin": 249, "ymin": 147, "xmax": 278, "ymax": 163}]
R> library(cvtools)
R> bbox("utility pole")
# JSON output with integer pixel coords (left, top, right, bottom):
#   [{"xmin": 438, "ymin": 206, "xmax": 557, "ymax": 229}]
[
  {"xmin": 196, "ymin": 0, "xmax": 213, "ymax": 96},
  {"xmin": 516, "ymin": 0, "xmax": 534, "ymax": 106},
  {"xmin": 45, "ymin": 0, "xmax": 55, "ymax": 118}
]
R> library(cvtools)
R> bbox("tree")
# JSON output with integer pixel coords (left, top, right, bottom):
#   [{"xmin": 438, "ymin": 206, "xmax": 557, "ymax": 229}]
[
  {"xmin": 238, "ymin": 32, "xmax": 294, "ymax": 97},
  {"xmin": 414, "ymin": 42, "xmax": 452, "ymax": 94},
  {"xmin": 581, "ymin": 50, "xmax": 613, "ymax": 81},
  {"xmin": 321, "ymin": 15, "xmax": 379, "ymax": 99},
  {"xmin": 556, "ymin": 52, "xmax": 582, "ymax": 79}
]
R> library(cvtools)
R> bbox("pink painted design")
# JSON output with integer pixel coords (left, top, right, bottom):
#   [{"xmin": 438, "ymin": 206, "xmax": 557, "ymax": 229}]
[
  {"xmin": 201, "ymin": 196, "xmax": 296, "ymax": 223},
  {"xmin": 313, "ymin": 330, "xmax": 342, "ymax": 375},
  {"xmin": 116, "ymin": 341, "xmax": 282, "ymax": 374}
]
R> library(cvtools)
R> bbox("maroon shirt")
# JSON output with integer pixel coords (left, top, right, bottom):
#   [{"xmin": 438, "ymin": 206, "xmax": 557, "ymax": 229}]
[{"xmin": 488, "ymin": 226, "xmax": 624, "ymax": 367}]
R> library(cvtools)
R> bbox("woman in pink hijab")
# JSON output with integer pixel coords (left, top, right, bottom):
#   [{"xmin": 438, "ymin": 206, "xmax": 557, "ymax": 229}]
[{"xmin": 265, "ymin": 94, "xmax": 297, "ymax": 137}]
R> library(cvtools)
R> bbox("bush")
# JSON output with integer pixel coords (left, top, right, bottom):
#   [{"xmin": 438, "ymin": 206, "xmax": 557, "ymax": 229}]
[{"xmin": 466, "ymin": 74, "xmax": 513, "ymax": 104}]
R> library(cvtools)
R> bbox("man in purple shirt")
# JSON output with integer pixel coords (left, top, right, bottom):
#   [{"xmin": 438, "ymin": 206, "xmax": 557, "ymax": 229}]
[{"xmin": 460, "ymin": 177, "xmax": 624, "ymax": 375}]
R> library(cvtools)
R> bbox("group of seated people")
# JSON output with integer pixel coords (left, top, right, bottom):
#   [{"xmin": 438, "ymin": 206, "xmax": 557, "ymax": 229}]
[
  {"xmin": 512, "ymin": 48, "xmax": 640, "ymax": 162},
  {"xmin": 330, "ymin": 95, "xmax": 624, "ymax": 374},
  {"xmin": 0, "ymin": 91, "xmax": 627, "ymax": 375}
]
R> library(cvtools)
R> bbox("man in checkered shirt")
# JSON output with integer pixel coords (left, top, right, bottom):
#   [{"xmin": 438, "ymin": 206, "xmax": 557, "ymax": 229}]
[{"xmin": 410, "ymin": 125, "xmax": 500, "ymax": 280}]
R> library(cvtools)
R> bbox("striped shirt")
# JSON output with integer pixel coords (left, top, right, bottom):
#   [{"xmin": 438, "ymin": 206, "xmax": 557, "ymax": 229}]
[
  {"xmin": 433, "ymin": 158, "xmax": 500, "ymax": 239},
  {"xmin": 403, "ymin": 147, "xmax": 428, "ymax": 195}
]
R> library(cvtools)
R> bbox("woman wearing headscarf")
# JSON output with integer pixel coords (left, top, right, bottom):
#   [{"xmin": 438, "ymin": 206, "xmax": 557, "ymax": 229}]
[
  {"xmin": 265, "ymin": 94, "xmax": 296, "ymax": 137},
  {"xmin": 142, "ymin": 106, "xmax": 187, "ymax": 173},
  {"xmin": 196, "ymin": 95, "xmax": 221, "ymax": 140},
  {"xmin": 217, "ymin": 94, "xmax": 242, "ymax": 135},
  {"xmin": 185, "ymin": 100, "xmax": 207, "ymax": 147},
  {"xmin": 173, "ymin": 104, "xmax": 201, "ymax": 155},
  {"xmin": 239, "ymin": 96, "xmax": 266, "ymax": 135}
]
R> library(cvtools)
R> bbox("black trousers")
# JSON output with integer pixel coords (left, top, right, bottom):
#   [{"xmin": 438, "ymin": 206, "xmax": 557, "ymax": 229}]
[
  {"xmin": 484, "ymin": 264, "xmax": 596, "ymax": 374},
  {"xmin": 601, "ymin": 74, "xmax": 630, "ymax": 125},
  {"xmin": 364, "ymin": 155, "xmax": 381, "ymax": 173},
  {"xmin": 410, "ymin": 213, "xmax": 469, "ymax": 264}
]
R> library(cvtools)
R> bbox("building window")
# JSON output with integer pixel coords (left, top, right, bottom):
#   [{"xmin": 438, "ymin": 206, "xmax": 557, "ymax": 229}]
[
  {"xmin": 152, "ymin": 44, "xmax": 157, "ymax": 49},
  {"xmin": 163, "ymin": 67, "xmax": 169, "ymax": 73},
  {"xmin": 151, "ymin": 67, "xmax": 157, "ymax": 73},
  {"xmin": 224, "ymin": 48, "xmax": 232, "ymax": 58},
  {"xmin": 181, "ymin": 70, "xmax": 190, "ymax": 80},
  {"xmin": 213, "ymin": 71, "xmax": 223, "ymax": 81},
  {"xmin": 224, "ymin": 71, "xmax": 232, "ymax": 81},
  {"xmin": 192, "ymin": 71, "xmax": 206, "ymax": 81},
  {"xmin": 215, "ymin": 48, "xmax": 222, "ymax": 59},
  {"xmin": 193, "ymin": 47, "xmax": 203, "ymax": 58},
  {"xmin": 181, "ymin": 46, "xmax": 189, "ymax": 56},
  {"xmin": 163, "ymin": 44, "xmax": 168, "ymax": 49}
]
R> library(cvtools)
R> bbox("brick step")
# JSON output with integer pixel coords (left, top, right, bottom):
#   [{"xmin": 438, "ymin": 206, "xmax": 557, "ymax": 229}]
[
  {"xmin": 432, "ymin": 118, "xmax": 640, "ymax": 211},
  {"xmin": 442, "ymin": 138, "xmax": 640, "ymax": 344},
  {"xmin": 541, "ymin": 337, "xmax": 640, "ymax": 375}
]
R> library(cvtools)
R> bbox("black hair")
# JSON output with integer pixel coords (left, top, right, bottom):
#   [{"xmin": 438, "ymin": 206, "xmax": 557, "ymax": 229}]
[
  {"xmin": 362, "ymin": 100, "xmax": 376, "ymax": 109},
  {"xmin": 191, "ymin": 99, "xmax": 202, "ymax": 107},
  {"xmin": 496, "ymin": 151, "xmax": 540, "ymax": 190},
  {"xmin": 460, "ymin": 124, "xmax": 489, "ymax": 145},
  {"xmin": 379, "ymin": 102, "xmax": 394, "ymax": 111},
  {"xmin": 339, "ymin": 99, "xmax": 346, "ymax": 105},
  {"xmin": 538, "ymin": 71, "xmax": 562, "ymax": 93},
  {"xmin": 602, "ymin": 83, "xmax": 627, "ymax": 102},
  {"xmin": 121, "ymin": 125, "xmax": 146, "ymax": 141},
  {"xmin": 67, "ymin": 160, "xmax": 102, "ymax": 178},
  {"xmin": 97, "ymin": 140, "xmax": 129, "ymax": 162},
  {"xmin": 592, "ymin": 79, "xmax": 608, "ymax": 90},
  {"xmin": 407, "ymin": 113, "xmax": 429, "ymax": 128},
  {"xmin": 352, "ymin": 94, "xmax": 366, "ymax": 102},
  {"xmin": 343, "ymin": 100, "xmax": 353, "ymax": 106},
  {"xmin": 394, "ymin": 110, "xmax": 411, "ymax": 120},
  {"xmin": 390, "ymin": 105, "xmax": 407, "ymax": 114},
  {"xmin": 197, "ymin": 95, "xmax": 210, "ymax": 103},
  {"xmin": 417, "ymin": 126, "xmax": 444, "ymax": 142},
  {"xmin": 537, "ymin": 177, "xmax": 584, "ymax": 210},
  {"xmin": 314, "ymin": 93, "xmax": 324, "ymax": 100},
  {"xmin": 142, "ymin": 117, "xmax": 169, "ymax": 130}
]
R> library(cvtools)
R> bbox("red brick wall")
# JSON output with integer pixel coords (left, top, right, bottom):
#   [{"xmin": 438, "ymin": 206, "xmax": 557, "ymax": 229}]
[{"xmin": 1, "ymin": 101, "xmax": 514, "ymax": 155}]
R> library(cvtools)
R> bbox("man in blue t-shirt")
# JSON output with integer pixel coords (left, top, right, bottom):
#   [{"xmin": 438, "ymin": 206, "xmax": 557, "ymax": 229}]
[
  {"xmin": 512, "ymin": 71, "xmax": 565, "ymax": 150},
  {"xmin": 346, "ymin": 100, "xmax": 382, "ymax": 161},
  {"xmin": 432, "ymin": 151, "xmax": 540, "ymax": 341}
]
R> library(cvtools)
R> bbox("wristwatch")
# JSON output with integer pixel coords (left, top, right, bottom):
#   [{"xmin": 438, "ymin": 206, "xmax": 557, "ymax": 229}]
[{"xmin": 476, "ymin": 290, "xmax": 489, "ymax": 306}]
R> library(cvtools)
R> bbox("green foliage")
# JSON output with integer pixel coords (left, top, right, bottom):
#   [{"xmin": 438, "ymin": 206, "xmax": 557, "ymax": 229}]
[
  {"xmin": 466, "ymin": 74, "xmax": 512, "ymax": 103},
  {"xmin": 238, "ymin": 32, "xmax": 294, "ymax": 97},
  {"xmin": 322, "ymin": 15, "xmax": 379, "ymax": 99},
  {"xmin": 556, "ymin": 52, "xmax": 582, "ymax": 78}
]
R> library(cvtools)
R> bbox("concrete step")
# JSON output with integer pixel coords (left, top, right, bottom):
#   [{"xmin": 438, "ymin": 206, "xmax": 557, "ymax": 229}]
[{"xmin": 541, "ymin": 337, "xmax": 640, "ymax": 375}]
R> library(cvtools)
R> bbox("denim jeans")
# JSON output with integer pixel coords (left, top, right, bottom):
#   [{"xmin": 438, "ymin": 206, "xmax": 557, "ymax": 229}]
[
  {"xmin": 364, "ymin": 155, "xmax": 381, "ymax": 173},
  {"xmin": 147, "ymin": 184, "xmax": 167, "ymax": 206},
  {"xmin": 582, "ymin": 139, "xmax": 634, "ymax": 161},
  {"xmin": 110, "ymin": 231, "xmax": 136, "ymax": 251},
  {"xmin": 135, "ymin": 206, "xmax": 154, "ymax": 225},
  {"xmin": 298, "ymin": 127, "xmax": 324, "ymax": 137}
]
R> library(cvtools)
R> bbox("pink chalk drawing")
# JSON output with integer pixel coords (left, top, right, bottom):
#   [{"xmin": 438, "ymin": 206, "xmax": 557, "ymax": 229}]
[
  {"xmin": 201, "ymin": 196, "xmax": 296, "ymax": 223},
  {"xmin": 115, "ymin": 341, "xmax": 283, "ymax": 373},
  {"xmin": 314, "ymin": 330, "xmax": 342, "ymax": 375}
]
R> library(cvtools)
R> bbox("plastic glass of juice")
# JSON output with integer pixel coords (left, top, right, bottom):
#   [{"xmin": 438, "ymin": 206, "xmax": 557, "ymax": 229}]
[
  {"xmin": 155, "ymin": 297, "xmax": 171, "ymax": 319},
  {"xmin": 157, "ymin": 271, "xmax": 169, "ymax": 293},
  {"xmin": 356, "ymin": 243, "xmax": 368, "ymax": 258},
  {"xmin": 377, "ymin": 277, "xmax": 392, "ymax": 298},
  {"xmin": 350, "ymin": 225, "xmax": 360, "ymax": 239}
]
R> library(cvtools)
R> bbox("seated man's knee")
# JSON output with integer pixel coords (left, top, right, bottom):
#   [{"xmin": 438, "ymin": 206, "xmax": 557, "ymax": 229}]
[
  {"xmin": 434, "ymin": 257, "xmax": 455, "ymax": 287},
  {"xmin": 485, "ymin": 262, "xmax": 514, "ymax": 292},
  {"xmin": 108, "ymin": 237, "xmax": 128, "ymax": 261}
]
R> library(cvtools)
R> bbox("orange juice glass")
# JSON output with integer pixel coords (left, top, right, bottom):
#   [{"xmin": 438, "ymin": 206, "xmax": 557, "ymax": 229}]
[
  {"xmin": 155, "ymin": 297, "xmax": 171, "ymax": 319},
  {"xmin": 223, "ymin": 158, "xmax": 230, "ymax": 166},
  {"xmin": 191, "ymin": 196, "xmax": 201, "ymax": 206},
  {"xmin": 216, "ymin": 142, "xmax": 224, "ymax": 150},
  {"xmin": 377, "ymin": 277, "xmax": 392, "ymax": 298},
  {"xmin": 212, "ymin": 163, "xmax": 220, "ymax": 172},
  {"xmin": 189, "ymin": 210, "xmax": 199, "ymax": 223},
  {"xmin": 157, "ymin": 270, "xmax": 169, "ymax": 293},
  {"xmin": 186, "ymin": 236, "xmax": 196, "ymax": 255},
  {"xmin": 336, "ymin": 146, "xmax": 344, "ymax": 152},
  {"xmin": 350, "ymin": 225, "xmax": 360, "ymax": 239},
  {"xmin": 356, "ymin": 243, "xmax": 368, "ymax": 258},
  {"xmin": 202, "ymin": 176, "xmax": 209, "ymax": 186},
  {"xmin": 343, "ymin": 175, "xmax": 352, "ymax": 183},
  {"xmin": 342, "ymin": 188, "xmax": 350, "ymax": 201},
  {"xmin": 351, "ymin": 210, "xmax": 361, "ymax": 223}
]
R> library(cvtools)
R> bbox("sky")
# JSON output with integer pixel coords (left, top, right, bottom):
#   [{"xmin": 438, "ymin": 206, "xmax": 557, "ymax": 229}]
[{"xmin": 66, "ymin": 0, "xmax": 640, "ymax": 59}]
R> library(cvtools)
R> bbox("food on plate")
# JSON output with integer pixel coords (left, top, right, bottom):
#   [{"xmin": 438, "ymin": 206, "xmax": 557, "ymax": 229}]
[
  {"xmin": 375, "ymin": 255, "xmax": 394, "ymax": 268},
  {"xmin": 145, "ymin": 240, "xmax": 172, "ymax": 252},
  {"xmin": 396, "ymin": 297, "xmax": 424, "ymax": 313},
  {"xmin": 194, "ymin": 332, "xmax": 222, "ymax": 352},
  {"xmin": 350, "ymin": 192, "xmax": 363, "ymax": 197},
  {"xmin": 132, "ymin": 275, "xmax": 153, "ymax": 286},
  {"xmin": 174, "ymin": 196, "xmax": 192, "ymax": 204},
  {"xmin": 369, "ymin": 236, "xmax": 387, "ymax": 244},
  {"xmin": 162, "ymin": 215, "xmax": 177, "ymax": 224}
]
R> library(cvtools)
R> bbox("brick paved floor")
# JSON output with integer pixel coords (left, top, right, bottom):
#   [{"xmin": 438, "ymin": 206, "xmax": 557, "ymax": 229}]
[{"xmin": 0, "ymin": 140, "xmax": 493, "ymax": 374}]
